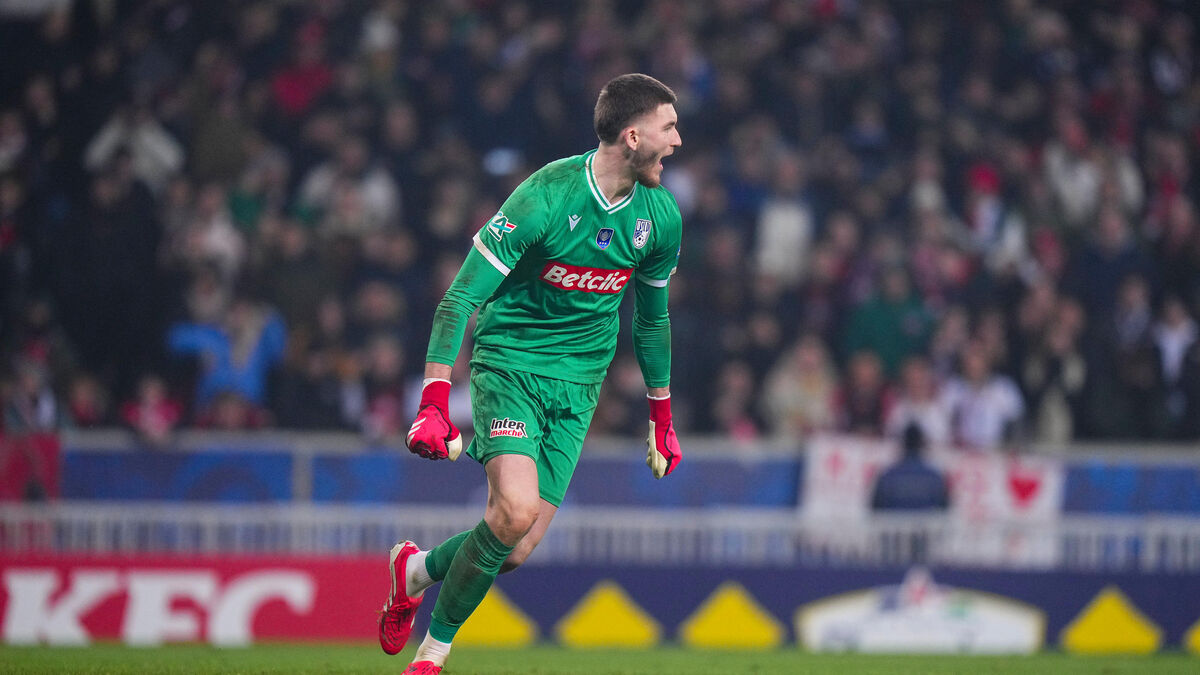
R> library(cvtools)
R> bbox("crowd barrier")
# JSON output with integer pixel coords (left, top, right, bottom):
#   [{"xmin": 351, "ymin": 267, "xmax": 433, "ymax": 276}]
[{"xmin": 4, "ymin": 503, "xmax": 1200, "ymax": 573}]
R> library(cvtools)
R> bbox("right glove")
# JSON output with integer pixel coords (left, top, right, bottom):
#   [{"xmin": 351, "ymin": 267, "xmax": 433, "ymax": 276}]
[{"xmin": 405, "ymin": 379, "xmax": 463, "ymax": 461}]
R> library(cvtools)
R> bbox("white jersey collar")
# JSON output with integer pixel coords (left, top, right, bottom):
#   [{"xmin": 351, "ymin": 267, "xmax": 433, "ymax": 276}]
[{"xmin": 584, "ymin": 150, "xmax": 637, "ymax": 215}]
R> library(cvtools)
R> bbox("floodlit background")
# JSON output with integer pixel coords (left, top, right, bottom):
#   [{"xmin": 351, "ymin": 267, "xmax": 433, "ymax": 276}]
[{"xmin": 2, "ymin": 0, "xmax": 1200, "ymax": 659}]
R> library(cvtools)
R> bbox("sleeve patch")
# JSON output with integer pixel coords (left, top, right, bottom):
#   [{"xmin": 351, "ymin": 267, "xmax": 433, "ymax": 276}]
[{"xmin": 486, "ymin": 211, "xmax": 517, "ymax": 241}]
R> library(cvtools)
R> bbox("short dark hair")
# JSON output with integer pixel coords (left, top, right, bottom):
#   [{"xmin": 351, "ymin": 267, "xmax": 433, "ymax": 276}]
[
  {"xmin": 593, "ymin": 73, "xmax": 677, "ymax": 144},
  {"xmin": 902, "ymin": 422, "xmax": 926, "ymax": 458}
]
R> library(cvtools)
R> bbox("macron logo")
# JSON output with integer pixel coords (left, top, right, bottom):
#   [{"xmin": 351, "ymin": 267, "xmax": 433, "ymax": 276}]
[
  {"xmin": 490, "ymin": 418, "xmax": 528, "ymax": 438},
  {"xmin": 541, "ymin": 262, "xmax": 631, "ymax": 294}
]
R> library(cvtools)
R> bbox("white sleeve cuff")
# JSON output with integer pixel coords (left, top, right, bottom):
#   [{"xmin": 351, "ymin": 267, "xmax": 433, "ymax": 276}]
[{"xmin": 472, "ymin": 232, "xmax": 511, "ymax": 276}]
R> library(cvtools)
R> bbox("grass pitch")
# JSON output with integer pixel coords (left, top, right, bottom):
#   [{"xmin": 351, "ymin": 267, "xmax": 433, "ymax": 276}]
[{"xmin": 0, "ymin": 644, "xmax": 1196, "ymax": 674}]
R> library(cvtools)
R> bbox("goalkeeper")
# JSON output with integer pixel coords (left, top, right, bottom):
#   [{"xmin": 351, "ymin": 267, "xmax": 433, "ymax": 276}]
[{"xmin": 378, "ymin": 73, "xmax": 684, "ymax": 675}]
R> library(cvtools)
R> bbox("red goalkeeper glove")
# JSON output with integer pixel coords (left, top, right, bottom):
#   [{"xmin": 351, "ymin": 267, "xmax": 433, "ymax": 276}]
[
  {"xmin": 405, "ymin": 379, "xmax": 463, "ymax": 461},
  {"xmin": 645, "ymin": 394, "xmax": 681, "ymax": 478}
]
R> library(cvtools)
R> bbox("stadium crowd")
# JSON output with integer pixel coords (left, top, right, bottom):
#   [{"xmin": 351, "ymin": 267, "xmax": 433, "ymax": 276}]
[{"xmin": 2, "ymin": 0, "xmax": 1200, "ymax": 450}]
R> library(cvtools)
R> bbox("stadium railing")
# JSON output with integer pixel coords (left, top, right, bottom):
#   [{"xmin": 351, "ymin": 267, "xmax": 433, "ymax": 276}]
[{"xmin": 4, "ymin": 501, "xmax": 1200, "ymax": 573}]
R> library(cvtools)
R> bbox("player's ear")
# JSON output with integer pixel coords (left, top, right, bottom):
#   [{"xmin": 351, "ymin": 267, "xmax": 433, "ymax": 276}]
[{"xmin": 623, "ymin": 125, "xmax": 639, "ymax": 151}]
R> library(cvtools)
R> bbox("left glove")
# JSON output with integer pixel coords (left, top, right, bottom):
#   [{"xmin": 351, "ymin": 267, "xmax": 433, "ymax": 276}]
[
  {"xmin": 405, "ymin": 379, "xmax": 463, "ymax": 461},
  {"xmin": 646, "ymin": 394, "xmax": 681, "ymax": 479}
]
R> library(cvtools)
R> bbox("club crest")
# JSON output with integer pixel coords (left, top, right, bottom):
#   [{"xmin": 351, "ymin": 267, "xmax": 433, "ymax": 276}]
[
  {"xmin": 596, "ymin": 227, "xmax": 614, "ymax": 250},
  {"xmin": 634, "ymin": 219, "xmax": 652, "ymax": 249}
]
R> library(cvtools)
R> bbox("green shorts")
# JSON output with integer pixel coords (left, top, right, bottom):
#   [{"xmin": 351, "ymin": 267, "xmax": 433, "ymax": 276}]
[{"xmin": 465, "ymin": 363, "xmax": 602, "ymax": 506}]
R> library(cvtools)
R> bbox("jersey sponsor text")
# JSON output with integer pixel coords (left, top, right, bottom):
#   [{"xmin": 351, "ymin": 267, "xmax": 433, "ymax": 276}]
[
  {"xmin": 540, "ymin": 262, "xmax": 632, "ymax": 293},
  {"xmin": 489, "ymin": 417, "xmax": 528, "ymax": 438}
]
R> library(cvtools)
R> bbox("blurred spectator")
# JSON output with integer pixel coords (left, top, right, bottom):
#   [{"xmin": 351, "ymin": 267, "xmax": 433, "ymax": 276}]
[
  {"xmin": 1013, "ymin": 281, "xmax": 1060, "ymax": 369},
  {"xmin": 347, "ymin": 280, "xmax": 407, "ymax": 350},
  {"xmin": 174, "ymin": 181, "xmax": 246, "ymax": 284},
  {"xmin": 974, "ymin": 306, "xmax": 1013, "ymax": 376},
  {"xmin": 1150, "ymin": 13, "xmax": 1195, "ymax": 99},
  {"xmin": 761, "ymin": 334, "xmax": 837, "ymax": 441},
  {"xmin": 1042, "ymin": 112, "xmax": 1141, "ymax": 231},
  {"xmin": 65, "ymin": 372, "xmax": 110, "ymax": 428},
  {"xmin": 944, "ymin": 340, "xmax": 1025, "ymax": 451},
  {"xmin": 190, "ymin": 93, "xmax": 251, "ymax": 183},
  {"xmin": 835, "ymin": 350, "xmax": 891, "ymax": 436},
  {"xmin": 928, "ymin": 305, "xmax": 971, "ymax": 379},
  {"xmin": 1063, "ymin": 205, "xmax": 1154, "ymax": 321},
  {"xmin": 1084, "ymin": 274, "xmax": 1165, "ymax": 438},
  {"xmin": 708, "ymin": 360, "xmax": 761, "ymax": 441},
  {"xmin": 754, "ymin": 151, "xmax": 814, "ymax": 289},
  {"xmin": 355, "ymin": 333, "xmax": 408, "ymax": 442},
  {"xmin": 196, "ymin": 390, "xmax": 271, "ymax": 430},
  {"xmin": 1153, "ymin": 295, "xmax": 1200, "ymax": 439},
  {"xmin": 0, "ymin": 173, "xmax": 30, "ymax": 328},
  {"xmin": 424, "ymin": 175, "xmax": 479, "ymax": 248},
  {"xmin": 229, "ymin": 133, "xmax": 290, "ymax": 234},
  {"xmin": 120, "ymin": 374, "xmax": 183, "ymax": 447},
  {"xmin": 168, "ymin": 295, "xmax": 286, "ymax": 411},
  {"xmin": 9, "ymin": 298, "xmax": 78, "ymax": 389},
  {"xmin": 1153, "ymin": 197, "xmax": 1200, "ymax": 307},
  {"xmin": 64, "ymin": 164, "xmax": 162, "ymax": 396},
  {"xmin": 871, "ymin": 424, "xmax": 949, "ymax": 512},
  {"xmin": 261, "ymin": 220, "xmax": 330, "ymax": 332},
  {"xmin": 797, "ymin": 244, "xmax": 850, "ymax": 346},
  {"xmin": 274, "ymin": 295, "xmax": 359, "ymax": 430},
  {"xmin": 843, "ymin": 265, "xmax": 934, "ymax": 376},
  {"xmin": 352, "ymin": 229, "xmax": 424, "ymax": 304},
  {"xmin": 183, "ymin": 261, "xmax": 231, "ymax": 325},
  {"xmin": 885, "ymin": 356, "xmax": 952, "ymax": 447},
  {"xmin": 300, "ymin": 134, "xmax": 399, "ymax": 236},
  {"xmin": 1021, "ymin": 304, "xmax": 1087, "ymax": 445},
  {"xmin": 0, "ymin": 110, "xmax": 27, "ymax": 173},
  {"xmin": 83, "ymin": 104, "xmax": 184, "ymax": 194},
  {"xmin": 3, "ymin": 359, "xmax": 59, "ymax": 433},
  {"xmin": 271, "ymin": 21, "xmax": 333, "ymax": 119},
  {"xmin": 908, "ymin": 208, "xmax": 974, "ymax": 311}
]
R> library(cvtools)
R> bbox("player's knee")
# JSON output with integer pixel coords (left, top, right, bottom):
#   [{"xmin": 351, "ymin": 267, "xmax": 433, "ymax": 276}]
[{"xmin": 490, "ymin": 499, "xmax": 540, "ymax": 542}]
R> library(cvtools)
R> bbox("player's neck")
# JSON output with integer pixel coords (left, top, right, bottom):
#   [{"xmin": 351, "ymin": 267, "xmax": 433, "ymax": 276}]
[{"xmin": 591, "ymin": 144, "xmax": 637, "ymax": 204}]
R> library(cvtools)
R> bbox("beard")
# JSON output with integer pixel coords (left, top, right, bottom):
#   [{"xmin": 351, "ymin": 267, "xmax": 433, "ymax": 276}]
[{"xmin": 627, "ymin": 145, "xmax": 663, "ymax": 188}]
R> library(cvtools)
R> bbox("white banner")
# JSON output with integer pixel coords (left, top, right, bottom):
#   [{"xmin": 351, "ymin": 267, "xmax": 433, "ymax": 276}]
[{"xmin": 802, "ymin": 434, "xmax": 1065, "ymax": 567}]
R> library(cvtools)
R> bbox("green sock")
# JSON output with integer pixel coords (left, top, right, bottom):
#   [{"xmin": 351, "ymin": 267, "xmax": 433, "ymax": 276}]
[
  {"xmin": 428, "ymin": 520, "xmax": 514, "ymax": 643},
  {"xmin": 424, "ymin": 530, "xmax": 471, "ymax": 582}
]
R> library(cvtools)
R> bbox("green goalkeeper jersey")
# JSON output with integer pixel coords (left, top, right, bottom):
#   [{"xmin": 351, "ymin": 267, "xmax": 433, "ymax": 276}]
[{"xmin": 447, "ymin": 150, "xmax": 682, "ymax": 384}]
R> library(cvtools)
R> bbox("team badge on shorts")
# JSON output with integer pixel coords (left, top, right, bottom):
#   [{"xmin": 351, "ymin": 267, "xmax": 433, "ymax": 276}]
[
  {"xmin": 595, "ymin": 227, "xmax": 614, "ymax": 250},
  {"xmin": 490, "ymin": 417, "xmax": 528, "ymax": 438},
  {"xmin": 633, "ymin": 219, "xmax": 652, "ymax": 249}
]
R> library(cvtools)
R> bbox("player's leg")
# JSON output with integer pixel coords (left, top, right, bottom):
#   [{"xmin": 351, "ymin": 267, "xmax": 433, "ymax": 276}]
[
  {"xmin": 501, "ymin": 497, "xmax": 558, "ymax": 572},
  {"xmin": 413, "ymin": 453, "xmax": 538, "ymax": 667},
  {"xmin": 417, "ymin": 374, "xmax": 574, "ymax": 578},
  {"xmin": 409, "ymin": 366, "xmax": 545, "ymax": 669},
  {"xmin": 380, "ymin": 470, "xmax": 508, "ymax": 660},
  {"xmin": 499, "ymin": 374, "xmax": 598, "ymax": 572}
]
